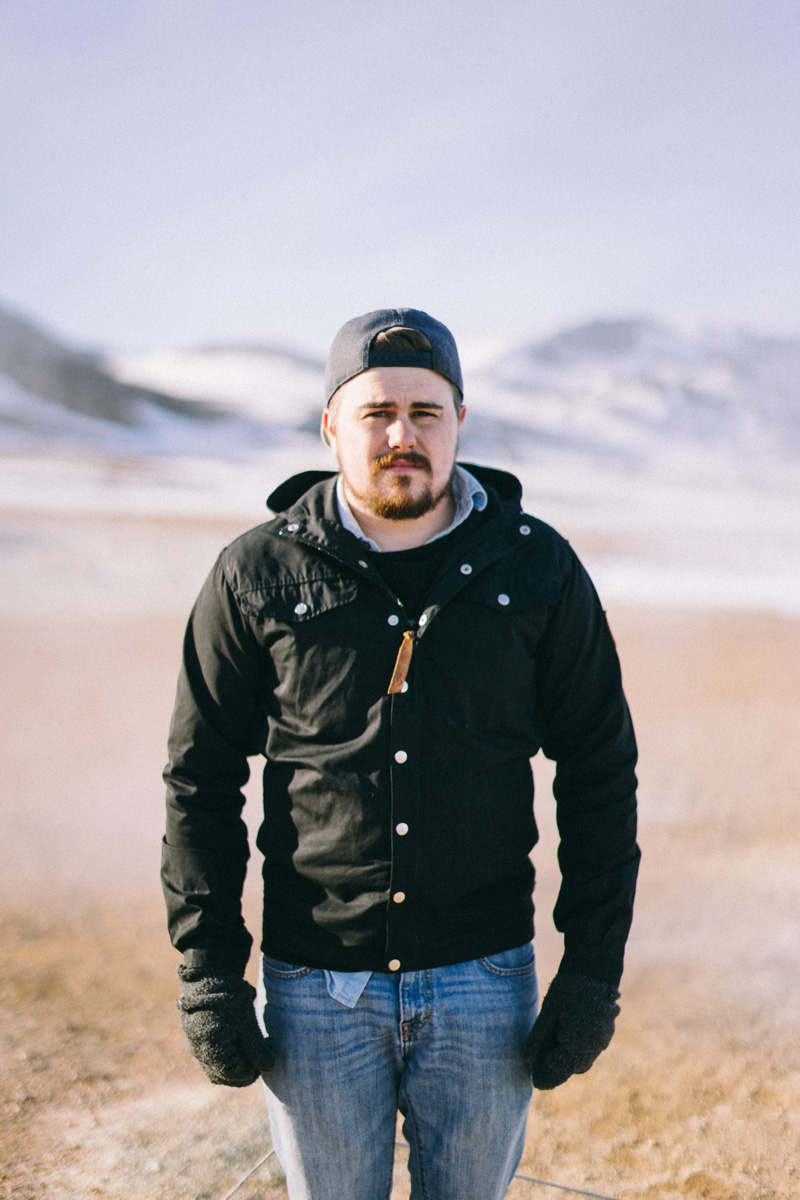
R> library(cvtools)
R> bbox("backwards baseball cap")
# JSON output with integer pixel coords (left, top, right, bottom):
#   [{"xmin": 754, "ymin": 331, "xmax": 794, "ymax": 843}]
[{"xmin": 324, "ymin": 308, "xmax": 463, "ymax": 405}]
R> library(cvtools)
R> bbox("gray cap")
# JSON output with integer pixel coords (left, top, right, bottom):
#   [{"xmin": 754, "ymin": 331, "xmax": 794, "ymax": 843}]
[{"xmin": 324, "ymin": 308, "xmax": 463, "ymax": 404}]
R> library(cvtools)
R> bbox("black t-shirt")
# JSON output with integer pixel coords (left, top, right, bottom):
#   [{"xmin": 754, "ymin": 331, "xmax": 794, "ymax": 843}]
[{"xmin": 368, "ymin": 510, "xmax": 481, "ymax": 619}]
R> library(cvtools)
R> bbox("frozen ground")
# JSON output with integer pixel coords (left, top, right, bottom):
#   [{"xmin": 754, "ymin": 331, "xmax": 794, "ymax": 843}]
[
  {"xmin": 2, "ymin": 442, "xmax": 800, "ymax": 621},
  {"xmin": 3, "ymin": 311, "xmax": 800, "ymax": 618}
]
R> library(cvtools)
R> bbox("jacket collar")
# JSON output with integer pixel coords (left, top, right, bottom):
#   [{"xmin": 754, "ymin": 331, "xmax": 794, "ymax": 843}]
[
  {"xmin": 267, "ymin": 465, "xmax": 531, "ymax": 625},
  {"xmin": 334, "ymin": 466, "xmax": 488, "ymax": 553},
  {"xmin": 266, "ymin": 463, "xmax": 523, "ymax": 519}
]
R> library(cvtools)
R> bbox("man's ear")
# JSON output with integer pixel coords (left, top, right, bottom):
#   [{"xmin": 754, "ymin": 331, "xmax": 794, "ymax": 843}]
[
  {"xmin": 320, "ymin": 407, "xmax": 335, "ymax": 449},
  {"xmin": 458, "ymin": 403, "xmax": 466, "ymax": 427}
]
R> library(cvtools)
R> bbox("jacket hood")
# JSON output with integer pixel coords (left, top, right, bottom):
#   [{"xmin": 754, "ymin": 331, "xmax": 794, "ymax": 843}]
[{"xmin": 266, "ymin": 463, "xmax": 523, "ymax": 515}]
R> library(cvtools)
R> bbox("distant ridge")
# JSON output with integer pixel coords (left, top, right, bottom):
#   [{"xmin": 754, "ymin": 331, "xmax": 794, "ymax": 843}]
[
  {"xmin": 3, "ymin": 301, "xmax": 800, "ymax": 483},
  {"xmin": 0, "ymin": 303, "xmax": 223, "ymax": 425},
  {"xmin": 480, "ymin": 316, "xmax": 800, "ymax": 468},
  {"xmin": 516, "ymin": 317, "xmax": 672, "ymax": 364}
]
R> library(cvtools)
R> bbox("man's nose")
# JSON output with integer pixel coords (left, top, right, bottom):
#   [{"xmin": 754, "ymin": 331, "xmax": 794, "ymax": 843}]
[{"xmin": 386, "ymin": 417, "xmax": 416, "ymax": 449}]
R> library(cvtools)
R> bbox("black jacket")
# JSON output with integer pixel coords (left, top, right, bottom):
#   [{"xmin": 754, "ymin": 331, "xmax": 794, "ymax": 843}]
[{"xmin": 162, "ymin": 465, "xmax": 639, "ymax": 985}]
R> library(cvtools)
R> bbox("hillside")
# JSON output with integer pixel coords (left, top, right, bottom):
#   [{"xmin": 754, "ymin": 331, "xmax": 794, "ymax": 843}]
[
  {"xmin": 0, "ymin": 305, "xmax": 224, "ymax": 427},
  {"xmin": 3, "ymin": 303, "xmax": 800, "ymax": 622},
  {"xmin": 3, "ymin": 303, "xmax": 800, "ymax": 491},
  {"xmin": 474, "ymin": 318, "xmax": 800, "ymax": 480}
]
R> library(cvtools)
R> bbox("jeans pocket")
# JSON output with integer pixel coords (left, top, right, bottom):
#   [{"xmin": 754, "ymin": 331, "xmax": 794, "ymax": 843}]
[
  {"xmin": 262, "ymin": 955, "xmax": 314, "ymax": 979},
  {"xmin": 478, "ymin": 942, "xmax": 536, "ymax": 977}
]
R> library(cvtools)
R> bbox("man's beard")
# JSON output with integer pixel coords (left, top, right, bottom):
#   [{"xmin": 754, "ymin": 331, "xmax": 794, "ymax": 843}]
[{"xmin": 354, "ymin": 452, "xmax": 456, "ymax": 521}]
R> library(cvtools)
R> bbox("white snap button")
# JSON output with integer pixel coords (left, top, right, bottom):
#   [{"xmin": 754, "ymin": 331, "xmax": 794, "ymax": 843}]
[
  {"xmin": 519, "ymin": 524, "xmax": 531, "ymax": 535},
  {"xmin": 358, "ymin": 560, "xmax": 368, "ymax": 569},
  {"xmin": 393, "ymin": 891, "xmax": 406, "ymax": 904},
  {"xmin": 497, "ymin": 593, "xmax": 510, "ymax": 606},
  {"xmin": 401, "ymin": 681, "xmax": 409, "ymax": 693},
  {"xmin": 294, "ymin": 602, "xmax": 308, "ymax": 615},
  {"xmin": 460, "ymin": 563, "xmax": 472, "ymax": 575},
  {"xmin": 394, "ymin": 750, "xmax": 408, "ymax": 764},
  {"xmin": 418, "ymin": 613, "xmax": 428, "ymax": 626},
  {"xmin": 286, "ymin": 523, "xmax": 299, "ymax": 532},
  {"xmin": 388, "ymin": 614, "xmax": 400, "ymax": 626},
  {"xmin": 395, "ymin": 822, "xmax": 409, "ymax": 836},
  {"xmin": 388, "ymin": 959, "xmax": 401, "ymax": 971}
]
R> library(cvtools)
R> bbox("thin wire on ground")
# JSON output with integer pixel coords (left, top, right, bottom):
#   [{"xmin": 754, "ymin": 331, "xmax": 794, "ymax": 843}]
[
  {"xmin": 212, "ymin": 1140, "xmax": 624, "ymax": 1200},
  {"xmin": 217, "ymin": 1148, "xmax": 276, "ymax": 1200},
  {"xmin": 395, "ymin": 1140, "xmax": 622, "ymax": 1200},
  {"xmin": 513, "ymin": 1172, "xmax": 622, "ymax": 1200}
]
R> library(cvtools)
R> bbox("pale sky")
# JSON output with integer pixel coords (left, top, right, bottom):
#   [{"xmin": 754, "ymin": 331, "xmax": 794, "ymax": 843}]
[{"xmin": 2, "ymin": 0, "xmax": 799, "ymax": 355}]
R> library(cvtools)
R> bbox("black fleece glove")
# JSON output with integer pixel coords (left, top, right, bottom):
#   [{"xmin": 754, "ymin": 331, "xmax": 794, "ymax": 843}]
[
  {"xmin": 525, "ymin": 972, "xmax": 620, "ymax": 1090},
  {"xmin": 176, "ymin": 966, "xmax": 274, "ymax": 1087}
]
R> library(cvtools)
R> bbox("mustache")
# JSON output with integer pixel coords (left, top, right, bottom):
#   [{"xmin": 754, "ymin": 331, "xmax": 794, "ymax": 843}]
[{"xmin": 370, "ymin": 451, "xmax": 432, "ymax": 476}]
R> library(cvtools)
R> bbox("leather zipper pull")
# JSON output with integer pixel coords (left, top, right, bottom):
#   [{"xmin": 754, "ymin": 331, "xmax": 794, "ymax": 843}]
[{"xmin": 387, "ymin": 630, "xmax": 415, "ymax": 694}]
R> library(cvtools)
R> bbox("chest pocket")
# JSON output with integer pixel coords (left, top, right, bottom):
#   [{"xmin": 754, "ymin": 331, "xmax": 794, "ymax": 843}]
[
  {"xmin": 238, "ymin": 575, "xmax": 362, "ymax": 731},
  {"xmin": 466, "ymin": 558, "xmax": 562, "ymax": 613},
  {"xmin": 238, "ymin": 575, "xmax": 358, "ymax": 623},
  {"xmin": 444, "ymin": 558, "xmax": 562, "ymax": 721}
]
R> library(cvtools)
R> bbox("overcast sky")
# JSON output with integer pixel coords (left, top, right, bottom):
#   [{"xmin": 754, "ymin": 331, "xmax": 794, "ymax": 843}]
[{"xmin": 2, "ymin": 0, "xmax": 799, "ymax": 355}]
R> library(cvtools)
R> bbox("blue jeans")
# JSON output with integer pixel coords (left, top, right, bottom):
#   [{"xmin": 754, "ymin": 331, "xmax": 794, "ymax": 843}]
[{"xmin": 256, "ymin": 945, "xmax": 538, "ymax": 1200}]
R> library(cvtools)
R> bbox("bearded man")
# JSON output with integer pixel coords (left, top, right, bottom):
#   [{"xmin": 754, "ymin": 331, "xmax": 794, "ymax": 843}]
[{"xmin": 162, "ymin": 308, "xmax": 639, "ymax": 1200}]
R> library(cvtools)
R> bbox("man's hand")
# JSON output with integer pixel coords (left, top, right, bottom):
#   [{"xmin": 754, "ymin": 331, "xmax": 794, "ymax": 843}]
[
  {"xmin": 176, "ymin": 966, "xmax": 274, "ymax": 1087},
  {"xmin": 525, "ymin": 972, "xmax": 620, "ymax": 1090}
]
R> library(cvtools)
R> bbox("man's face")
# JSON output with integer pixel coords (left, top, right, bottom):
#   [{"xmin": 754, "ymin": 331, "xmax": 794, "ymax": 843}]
[{"xmin": 322, "ymin": 367, "xmax": 465, "ymax": 522}]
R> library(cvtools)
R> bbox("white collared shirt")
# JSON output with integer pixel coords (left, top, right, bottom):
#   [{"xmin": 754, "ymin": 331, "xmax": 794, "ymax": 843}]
[{"xmin": 335, "ymin": 465, "xmax": 487, "ymax": 551}]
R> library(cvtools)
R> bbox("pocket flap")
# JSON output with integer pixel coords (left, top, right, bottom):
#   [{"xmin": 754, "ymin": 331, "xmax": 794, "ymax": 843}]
[
  {"xmin": 239, "ymin": 575, "xmax": 357, "ymax": 621},
  {"xmin": 469, "ymin": 565, "xmax": 561, "ymax": 611}
]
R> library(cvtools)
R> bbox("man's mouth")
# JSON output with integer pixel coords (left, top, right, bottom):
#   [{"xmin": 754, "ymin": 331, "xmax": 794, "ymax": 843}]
[{"xmin": 372, "ymin": 452, "xmax": 431, "ymax": 475}]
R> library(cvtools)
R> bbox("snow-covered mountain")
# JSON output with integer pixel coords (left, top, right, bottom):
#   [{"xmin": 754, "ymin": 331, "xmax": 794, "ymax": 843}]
[
  {"xmin": 4, "ymin": 303, "xmax": 800, "ymax": 487},
  {"xmin": 471, "ymin": 318, "xmax": 800, "ymax": 478},
  {"xmin": 0, "ymin": 306, "xmax": 323, "ymax": 458},
  {"xmin": 111, "ymin": 343, "xmax": 324, "ymax": 425},
  {"xmin": 0, "ymin": 304, "xmax": 227, "ymax": 424},
  {"xmin": 3, "ymin": 303, "xmax": 800, "ymax": 615},
  {"xmin": 107, "ymin": 316, "xmax": 800, "ymax": 488}
]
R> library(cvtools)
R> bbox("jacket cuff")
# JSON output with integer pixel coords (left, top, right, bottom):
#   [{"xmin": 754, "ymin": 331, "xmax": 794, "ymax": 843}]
[
  {"xmin": 182, "ymin": 945, "xmax": 250, "ymax": 976},
  {"xmin": 559, "ymin": 935, "xmax": 625, "ymax": 988}
]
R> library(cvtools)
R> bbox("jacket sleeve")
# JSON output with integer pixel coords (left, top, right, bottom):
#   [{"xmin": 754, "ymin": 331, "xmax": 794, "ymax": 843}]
[
  {"xmin": 161, "ymin": 555, "xmax": 267, "ymax": 975},
  {"xmin": 535, "ymin": 545, "xmax": 640, "ymax": 987}
]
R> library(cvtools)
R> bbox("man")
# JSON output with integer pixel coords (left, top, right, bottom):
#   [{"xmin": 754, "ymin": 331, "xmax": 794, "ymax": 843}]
[{"xmin": 163, "ymin": 308, "xmax": 639, "ymax": 1200}]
